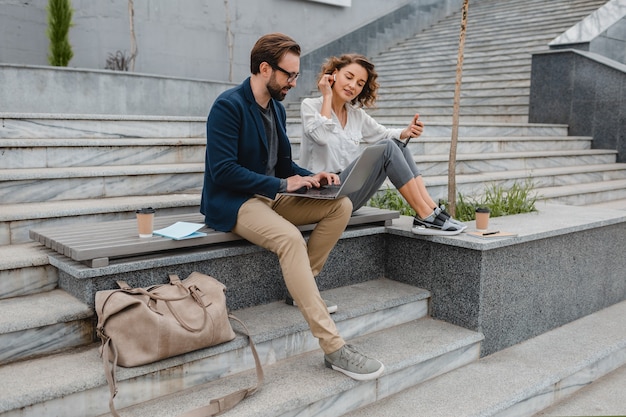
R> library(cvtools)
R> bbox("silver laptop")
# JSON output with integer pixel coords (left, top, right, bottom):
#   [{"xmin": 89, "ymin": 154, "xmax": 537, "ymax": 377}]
[{"xmin": 282, "ymin": 144, "xmax": 385, "ymax": 199}]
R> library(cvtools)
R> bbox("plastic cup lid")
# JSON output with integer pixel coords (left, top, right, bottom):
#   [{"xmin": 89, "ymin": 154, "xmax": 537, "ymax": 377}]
[{"xmin": 136, "ymin": 207, "xmax": 156, "ymax": 214}]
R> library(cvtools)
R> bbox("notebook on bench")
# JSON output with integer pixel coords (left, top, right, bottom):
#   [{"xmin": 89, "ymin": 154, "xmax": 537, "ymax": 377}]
[{"xmin": 282, "ymin": 144, "xmax": 385, "ymax": 199}]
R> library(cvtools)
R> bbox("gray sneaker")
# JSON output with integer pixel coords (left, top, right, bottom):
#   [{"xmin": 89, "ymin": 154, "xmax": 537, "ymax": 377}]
[
  {"xmin": 285, "ymin": 295, "xmax": 337, "ymax": 314},
  {"xmin": 324, "ymin": 344, "xmax": 385, "ymax": 381}
]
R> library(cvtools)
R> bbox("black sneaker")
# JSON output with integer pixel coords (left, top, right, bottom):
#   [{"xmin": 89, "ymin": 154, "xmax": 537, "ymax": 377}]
[
  {"xmin": 324, "ymin": 344, "xmax": 385, "ymax": 381},
  {"xmin": 285, "ymin": 295, "xmax": 337, "ymax": 314},
  {"xmin": 413, "ymin": 208, "xmax": 465, "ymax": 235},
  {"xmin": 437, "ymin": 204, "xmax": 468, "ymax": 231}
]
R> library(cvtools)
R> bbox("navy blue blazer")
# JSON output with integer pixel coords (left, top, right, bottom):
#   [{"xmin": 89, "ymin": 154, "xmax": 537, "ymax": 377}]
[{"xmin": 200, "ymin": 77, "xmax": 312, "ymax": 232}]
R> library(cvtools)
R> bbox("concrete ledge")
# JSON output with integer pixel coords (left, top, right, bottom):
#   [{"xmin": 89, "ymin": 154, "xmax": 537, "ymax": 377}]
[
  {"xmin": 52, "ymin": 225, "xmax": 389, "ymax": 309},
  {"xmin": 0, "ymin": 65, "xmax": 232, "ymax": 117},
  {"xmin": 50, "ymin": 201, "xmax": 626, "ymax": 358},
  {"xmin": 385, "ymin": 202, "xmax": 626, "ymax": 356}
]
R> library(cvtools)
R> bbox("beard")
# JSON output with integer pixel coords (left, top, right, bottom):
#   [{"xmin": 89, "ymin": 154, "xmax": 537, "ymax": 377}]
[{"xmin": 267, "ymin": 73, "xmax": 289, "ymax": 101}]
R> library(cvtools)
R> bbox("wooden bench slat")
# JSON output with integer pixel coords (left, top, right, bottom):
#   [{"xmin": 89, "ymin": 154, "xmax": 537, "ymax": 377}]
[{"xmin": 29, "ymin": 207, "xmax": 399, "ymax": 267}]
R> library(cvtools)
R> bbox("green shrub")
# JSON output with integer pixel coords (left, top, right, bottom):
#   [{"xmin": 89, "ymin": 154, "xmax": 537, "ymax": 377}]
[
  {"xmin": 47, "ymin": 0, "xmax": 74, "ymax": 66},
  {"xmin": 367, "ymin": 179, "xmax": 538, "ymax": 222},
  {"xmin": 454, "ymin": 179, "xmax": 538, "ymax": 221}
]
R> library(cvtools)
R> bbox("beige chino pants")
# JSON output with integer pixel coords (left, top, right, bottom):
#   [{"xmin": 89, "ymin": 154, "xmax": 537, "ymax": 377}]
[{"xmin": 233, "ymin": 194, "xmax": 352, "ymax": 354}]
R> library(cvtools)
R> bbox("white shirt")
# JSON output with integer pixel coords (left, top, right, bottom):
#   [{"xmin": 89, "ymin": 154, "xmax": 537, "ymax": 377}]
[{"xmin": 300, "ymin": 96, "xmax": 403, "ymax": 173}]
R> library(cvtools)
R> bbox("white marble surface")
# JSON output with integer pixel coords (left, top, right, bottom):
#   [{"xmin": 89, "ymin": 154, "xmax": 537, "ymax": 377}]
[
  {"xmin": 0, "ymin": 115, "xmax": 205, "ymax": 139},
  {"xmin": 551, "ymin": 0, "xmax": 626, "ymax": 45}
]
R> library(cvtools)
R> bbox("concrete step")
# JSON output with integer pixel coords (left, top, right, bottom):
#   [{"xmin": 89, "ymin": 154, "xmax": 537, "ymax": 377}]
[
  {"xmin": 584, "ymin": 198, "xmax": 626, "ymax": 211},
  {"xmin": 0, "ymin": 164, "xmax": 204, "ymax": 204},
  {"xmin": 0, "ymin": 242, "xmax": 58, "ymax": 300},
  {"xmin": 0, "ymin": 279, "xmax": 462, "ymax": 417},
  {"xmin": 0, "ymin": 289, "xmax": 93, "ymax": 365},
  {"xmin": 342, "ymin": 298, "xmax": 626, "ymax": 417},
  {"xmin": 285, "ymin": 120, "xmax": 570, "ymax": 139},
  {"xmin": 535, "ymin": 179, "xmax": 626, "ymax": 206},
  {"xmin": 0, "ymin": 137, "xmax": 205, "ymax": 169},
  {"xmin": 0, "ymin": 194, "xmax": 201, "ymax": 245},
  {"xmin": 100, "ymin": 318, "xmax": 482, "ymax": 417},
  {"xmin": 421, "ymin": 163, "xmax": 626, "ymax": 203},
  {"xmin": 415, "ymin": 149, "xmax": 618, "ymax": 177},
  {"xmin": 536, "ymin": 364, "xmax": 626, "ymax": 417},
  {"xmin": 0, "ymin": 113, "xmax": 205, "ymax": 139},
  {"xmin": 289, "ymin": 135, "xmax": 592, "ymax": 162}
]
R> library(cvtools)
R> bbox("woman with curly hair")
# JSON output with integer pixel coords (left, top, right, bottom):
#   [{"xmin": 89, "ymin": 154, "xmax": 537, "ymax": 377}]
[{"xmin": 300, "ymin": 53, "xmax": 466, "ymax": 234}]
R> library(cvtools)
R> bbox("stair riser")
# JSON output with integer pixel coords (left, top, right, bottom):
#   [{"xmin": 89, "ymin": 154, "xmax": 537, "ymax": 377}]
[
  {"xmin": 0, "ymin": 145, "xmax": 205, "ymax": 169},
  {"xmin": 0, "ymin": 118, "xmax": 205, "ymax": 139},
  {"xmin": 543, "ymin": 188, "xmax": 626, "ymax": 206},
  {"xmin": 426, "ymin": 154, "xmax": 617, "ymax": 176},
  {"xmin": 3, "ymin": 299, "xmax": 429, "ymax": 417},
  {"xmin": 365, "ymin": 106, "xmax": 530, "ymax": 118},
  {"xmin": 427, "ymin": 176, "xmax": 626, "ymax": 204},
  {"xmin": 0, "ymin": 320, "xmax": 93, "ymax": 366},
  {"xmin": 0, "ymin": 265, "xmax": 58, "ymax": 300},
  {"xmin": 0, "ymin": 173, "xmax": 203, "ymax": 204},
  {"xmin": 290, "ymin": 139, "xmax": 592, "ymax": 161},
  {"xmin": 286, "ymin": 123, "xmax": 569, "ymax": 138},
  {"xmin": 372, "ymin": 96, "xmax": 530, "ymax": 108},
  {"xmin": 414, "ymin": 139, "xmax": 591, "ymax": 155}
]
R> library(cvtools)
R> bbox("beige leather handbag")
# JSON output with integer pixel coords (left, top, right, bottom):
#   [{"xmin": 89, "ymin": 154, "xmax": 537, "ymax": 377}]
[{"xmin": 96, "ymin": 272, "xmax": 263, "ymax": 417}]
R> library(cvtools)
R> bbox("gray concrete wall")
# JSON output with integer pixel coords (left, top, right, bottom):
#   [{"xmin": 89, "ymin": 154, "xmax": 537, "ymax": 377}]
[
  {"xmin": 0, "ymin": 0, "xmax": 461, "ymax": 115},
  {"xmin": 1, "ymin": 0, "xmax": 418, "ymax": 82},
  {"xmin": 0, "ymin": 63, "xmax": 233, "ymax": 116},
  {"xmin": 549, "ymin": 0, "xmax": 626, "ymax": 65},
  {"xmin": 528, "ymin": 49, "xmax": 626, "ymax": 163}
]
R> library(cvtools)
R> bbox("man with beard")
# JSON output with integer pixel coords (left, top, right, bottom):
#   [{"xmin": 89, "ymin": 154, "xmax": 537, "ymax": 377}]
[{"xmin": 201, "ymin": 33, "xmax": 384, "ymax": 381}]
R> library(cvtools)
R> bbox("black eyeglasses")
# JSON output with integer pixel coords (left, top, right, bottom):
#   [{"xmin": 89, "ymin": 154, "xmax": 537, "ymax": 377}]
[{"xmin": 271, "ymin": 64, "xmax": 300, "ymax": 83}]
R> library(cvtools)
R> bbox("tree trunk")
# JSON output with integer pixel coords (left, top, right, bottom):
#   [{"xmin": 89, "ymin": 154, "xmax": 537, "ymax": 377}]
[{"xmin": 447, "ymin": 0, "xmax": 469, "ymax": 216}]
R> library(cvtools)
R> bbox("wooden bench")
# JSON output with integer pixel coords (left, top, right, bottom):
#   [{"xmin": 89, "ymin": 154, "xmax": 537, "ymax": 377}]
[{"xmin": 29, "ymin": 207, "xmax": 400, "ymax": 268}]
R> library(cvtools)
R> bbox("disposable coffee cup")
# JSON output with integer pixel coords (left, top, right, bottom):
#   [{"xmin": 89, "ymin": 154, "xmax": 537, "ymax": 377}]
[
  {"xmin": 475, "ymin": 207, "xmax": 490, "ymax": 231},
  {"xmin": 136, "ymin": 207, "xmax": 156, "ymax": 238}
]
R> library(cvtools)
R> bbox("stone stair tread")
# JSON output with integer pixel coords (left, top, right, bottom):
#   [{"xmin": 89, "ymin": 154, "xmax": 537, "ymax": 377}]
[
  {"xmin": 423, "ymin": 163, "xmax": 626, "ymax": 186},
  {"xmin": 0, "ymin": 194, "xmax": 201, "ymax": 222},
  {"xmin": 0, "ymin": 137, "xmax": 206, "ymax": 146},
  {"xmin": 0, "ymin": 163, "xmax": 204, "ymax": 180},
  {"xmin": 99, "ymin": 318, "xmax": 483, "ymax": 417},
  {"xmin": 342, "ymin": 298, "xmax": 626, "ymax": 417},
  {"xmin": 413, "ymin": 148, "xmax": 617, "ymax": 162},
  {"xmin": 585, "ymin": 198, "xmax": 626, "ymax": 211},
  {"xmin": 536, "ymin": 179, "xmax": 626, "ymax": 197},
  {"xmin": 0, "ymin": 279, "xmax": 433, "ymax": 415},
  {"xmin": 0, "ymin": 242, "xmax": 50, "ymax": 270},
  {"xmin": 0, "ymin": 289, "xmax": 92, "ymax": 333},
  {"xmin": 0, "ymin": 112, "xmax": 205, "ymax": 121}
]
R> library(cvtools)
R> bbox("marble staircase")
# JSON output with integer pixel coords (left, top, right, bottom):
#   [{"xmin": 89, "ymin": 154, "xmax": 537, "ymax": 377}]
[
  {"xmin": 287, "ymin": 0, "xmax": 626, "ymax": 209},
  {"xmin": 1, "ymin": 0, "xmax": 624, "ymax": 416},
  {"xmin": 0, "ymin": 279, "xmax": 484, "ymax": 417}
]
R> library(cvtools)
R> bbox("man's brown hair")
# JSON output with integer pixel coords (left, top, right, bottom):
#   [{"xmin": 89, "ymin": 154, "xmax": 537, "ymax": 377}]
[{"xmin": 250, "ymin": 33, "xmax": 301, "ymax": 74}]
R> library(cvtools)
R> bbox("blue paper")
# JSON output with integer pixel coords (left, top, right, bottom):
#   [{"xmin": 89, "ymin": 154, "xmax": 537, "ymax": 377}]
[{"xmin": 153, "ymin": 222, "xmax": 207, "ymax": 240}]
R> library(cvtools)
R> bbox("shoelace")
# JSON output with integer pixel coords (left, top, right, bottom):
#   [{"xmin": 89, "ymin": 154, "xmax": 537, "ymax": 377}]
[{"xmin": 342, "ymin": 345, "xmax": 369, "ymax": 368}]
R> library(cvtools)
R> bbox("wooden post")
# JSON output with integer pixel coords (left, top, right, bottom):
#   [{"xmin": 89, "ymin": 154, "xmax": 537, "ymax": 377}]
[{"xmin": 447, "ymin": 0, "xmax": 469, "ymax": 216}]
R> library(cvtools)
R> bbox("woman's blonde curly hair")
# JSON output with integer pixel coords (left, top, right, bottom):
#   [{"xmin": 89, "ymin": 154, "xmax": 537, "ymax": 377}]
[{"xmin": 317, "ymin": 53, "xmax": 378, "ymax": 108}]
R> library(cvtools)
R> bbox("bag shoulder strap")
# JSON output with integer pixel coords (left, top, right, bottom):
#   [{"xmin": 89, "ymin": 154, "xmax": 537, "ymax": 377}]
[
  {"xmin": 178, "ymin": 314, "xmax": 264, "ymax": 417},
  {"xmin": 101, "ymin": 314, "xmax": 264, "ymax": 417}
]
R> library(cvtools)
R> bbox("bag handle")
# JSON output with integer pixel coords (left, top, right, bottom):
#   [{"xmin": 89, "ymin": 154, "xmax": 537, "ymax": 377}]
[
  {"xmin": 116, "ymin": 279, "xmax": 208, "ymax": 332},
  {"xmin": 100, "ymin": 314, "xmax": 264, "ymax": 417}
]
